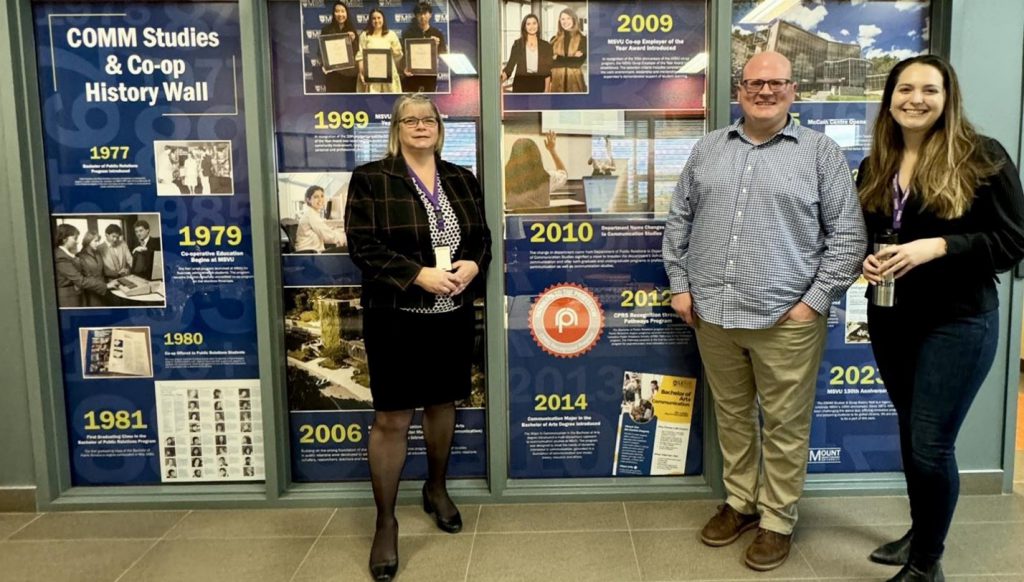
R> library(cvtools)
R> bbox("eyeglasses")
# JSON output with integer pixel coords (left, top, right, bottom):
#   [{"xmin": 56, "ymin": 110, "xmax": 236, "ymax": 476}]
[
  {"xmin": 740, "ymin": 78, "xmax": 792, "ymax": 94},
  {"xmin": 399, "ymin": 116, "xmax": 438, "ymax": 128}
]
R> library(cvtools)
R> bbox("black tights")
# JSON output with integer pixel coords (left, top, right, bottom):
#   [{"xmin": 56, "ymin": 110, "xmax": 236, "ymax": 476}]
[{"xmin": 368, "ymin": 402, "xmax": 458, "ymax": 564}]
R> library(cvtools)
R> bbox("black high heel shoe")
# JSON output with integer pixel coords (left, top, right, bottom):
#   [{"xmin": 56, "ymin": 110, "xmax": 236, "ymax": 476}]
[
  {"xmin": 885, "ymin": 560, "xmax": 944, "ymax": 582},
  {"xmin": 368, "ymin": 520, "xmax": 399, "ymax": 582},
  {"xmin": 870, "ymin": 530, "xmax": 912, "ymax": 565},
  {"xmin": 422, "ymin": 484, "xmax": 462, "ymax": 534},
  {"xmin": 369, "ymin": 559, "xmax": 398, "ymax": 582}
]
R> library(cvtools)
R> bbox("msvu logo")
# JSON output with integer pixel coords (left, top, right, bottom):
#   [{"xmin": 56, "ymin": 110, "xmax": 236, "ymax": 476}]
[{"xmin": 808, "ymin": 447, "xmax": 842, "ymax": 464}]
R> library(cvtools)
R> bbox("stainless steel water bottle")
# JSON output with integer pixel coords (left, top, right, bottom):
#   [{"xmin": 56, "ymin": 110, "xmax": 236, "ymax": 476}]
[{"xmin": 871, "ymin": 230, "xmax": 898, "ymax": 307}]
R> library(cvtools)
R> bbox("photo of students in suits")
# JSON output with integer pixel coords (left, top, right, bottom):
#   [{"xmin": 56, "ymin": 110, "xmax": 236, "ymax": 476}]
[
  {"xmin": 130, "ymin": 220, "xmax": 161, "ymax": 279},
  {"xmin": 51, "ymin": 213, "xmax": 165, "ymax": 309}
]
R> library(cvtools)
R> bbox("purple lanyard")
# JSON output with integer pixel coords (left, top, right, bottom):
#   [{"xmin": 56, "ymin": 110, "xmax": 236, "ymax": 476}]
[
  {"xmin": 409, "ymin": 169, "xmax": 444, "ymax": 230},
  {"xmin": 891, "ymin": 173, "xmax": 910, "ymax": 231}
]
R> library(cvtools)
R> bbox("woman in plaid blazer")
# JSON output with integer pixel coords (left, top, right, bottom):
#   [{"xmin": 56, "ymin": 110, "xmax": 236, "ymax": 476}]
[{"xmin": 346, "ymin": 93, "xmax": 490, "ymax": 582}]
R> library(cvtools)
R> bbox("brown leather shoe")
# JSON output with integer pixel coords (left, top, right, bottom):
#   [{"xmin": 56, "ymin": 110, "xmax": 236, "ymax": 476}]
[
  {"xmin": 744, "ymin": 528, "xmax": 792, "ymax": 571},
  {"xmin": 700, "ymin": 504, "xmax": 760, "ymax": 547}
]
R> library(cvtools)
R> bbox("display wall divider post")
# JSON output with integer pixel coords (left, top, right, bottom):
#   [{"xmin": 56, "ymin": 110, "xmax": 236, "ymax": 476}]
[{"xmin": 14, "ymin": 0, "xmax": 1014, "ymax": 511}]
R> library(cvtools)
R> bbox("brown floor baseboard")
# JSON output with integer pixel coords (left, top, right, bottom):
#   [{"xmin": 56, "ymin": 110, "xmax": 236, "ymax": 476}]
[{"xmin": 0, "ymin": 487, "xmax": 36, "ymax": 512}]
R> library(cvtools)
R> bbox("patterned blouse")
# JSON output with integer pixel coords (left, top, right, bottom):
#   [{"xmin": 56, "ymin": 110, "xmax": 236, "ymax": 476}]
[{"xmin": 401, "ymin": 173, "xmax": 461, "ymax": 314}]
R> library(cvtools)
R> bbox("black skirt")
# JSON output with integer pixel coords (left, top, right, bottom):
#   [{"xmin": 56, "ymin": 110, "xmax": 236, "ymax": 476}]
[
  {"xmin": 363, "ymin": 305, "xmax": 475, "ymax": 411},
  {"xmin": 512, "ymin": 74, "xmax": 547, "ymax": 93}
]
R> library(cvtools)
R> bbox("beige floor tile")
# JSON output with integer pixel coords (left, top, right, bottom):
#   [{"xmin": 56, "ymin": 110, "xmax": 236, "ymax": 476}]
[
  {"xmin": 0, "ymin": 513, "xmax": 38, "ymax": 539},
  {"xmin": 633, "ymin": 528, "xmax": 816, "ymax": 580},
  {"xmin": 0, "ymin": 539, "xmax": 152, "ymax": 582},
  {"xmin": 165, "ymin": 508, "xmax": 333, "ymax": 539},
  {"xmin": 11, "ymin": 510, "xmax": 186, "ymax": 540},
  {"xmin": 797, "ymin": 496, "xmax": 911, "ymax": 527},
  {"xmin": 291, "ymin": 536, "xmax": 373, "ymax": 582},
  {"xmin": 954, "ymin": 494, "xmax": 1024, "ymax": 523},
  {"xmin": 625, "ymin": 499, "xmax": 723, "ymax": 530},
  {"xmin": 476, "ymin": 502, "xmax": 627, "ymax": 533},
  {"xmin": 804, "ymin": 525, "xmax": 1024, "ymax": 579},
  {"xmin": 811, "ymin": 578, "xmax": 1015, "ymax": 582},
  {"xmin": 322, "ymin": 504, "xmax": 479, "ymax": 536},
  {"xmin": 468, "ymin": 531, "xmax": 640, "ymax": 582},
  {"xmin": 946, "ymin": 576, "xmax": 1022, "ymax": 581},
  {"xmin": 790, "ymin": 524, "xmax": 907, "ymax": 579},
  {"xmin": 944, "ymin": 521, "xmax": 1024, "ymax": 575},
  {"xmin": 118, "ymin": 538, "xmax": 314, "ymax": 582},
  {"xmin": 293, "ymin": 534, "xmax": 472, "ymax": 582}
]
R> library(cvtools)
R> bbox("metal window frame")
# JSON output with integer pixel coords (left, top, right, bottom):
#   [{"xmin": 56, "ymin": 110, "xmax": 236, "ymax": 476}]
[{"xmin": 3, "ymin": 0, "xmax": 986, "ymax": 511}]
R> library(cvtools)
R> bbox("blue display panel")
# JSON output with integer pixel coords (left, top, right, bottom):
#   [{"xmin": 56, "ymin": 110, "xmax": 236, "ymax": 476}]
[
  {"xmin": 267, "ymin": 0, "xmax": 486, "ymax": 481},
  {"xmin": 731, "ymin": 0, "xmax": 931, "ymax": 473},
  {"xmin": 505, "ymin": 215, "xmax": 704, "ymax": 478},
  {"xmin": 500, "ymin": 0, "xmax": 708, "ymax": 479},
  {"xmin": 34, "ymin": 1, "xmax": 264, "ymax": 485},
  {"xmin": 501, "ymin": 0, "xmax": 706, "ymax": 113}
]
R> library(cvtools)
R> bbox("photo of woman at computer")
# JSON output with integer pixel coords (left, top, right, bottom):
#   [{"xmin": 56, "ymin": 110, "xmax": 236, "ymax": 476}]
[
  {"xmin": 51, "ymin": 213, "xmax": 167, "ymax": 309},
  {"xmin": 277, "ymin": 173, "xmax": 349, "ymax": 254}
]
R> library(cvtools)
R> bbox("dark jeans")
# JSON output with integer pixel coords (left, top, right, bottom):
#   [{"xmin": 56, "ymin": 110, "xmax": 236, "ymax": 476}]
[{"xmin": 868, "ymin": 305, "xmax": 999, "ymax": 564}]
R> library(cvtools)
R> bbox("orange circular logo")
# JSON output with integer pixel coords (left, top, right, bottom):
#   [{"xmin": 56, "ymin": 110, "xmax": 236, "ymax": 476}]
[{"xmin": 529, "ymin": 283, "xmax": 604, "ymax": 358}]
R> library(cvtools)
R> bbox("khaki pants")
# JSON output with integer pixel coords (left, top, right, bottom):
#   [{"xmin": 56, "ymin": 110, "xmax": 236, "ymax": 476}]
[{"xmin": 693, "ymin": 316, "xmax": 826, "ymax": 535}]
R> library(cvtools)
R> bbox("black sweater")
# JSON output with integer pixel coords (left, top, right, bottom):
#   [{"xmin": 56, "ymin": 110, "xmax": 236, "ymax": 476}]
[{"xmin": 858, "ymin": 137, "xmax": 1024, "ymax": 318}]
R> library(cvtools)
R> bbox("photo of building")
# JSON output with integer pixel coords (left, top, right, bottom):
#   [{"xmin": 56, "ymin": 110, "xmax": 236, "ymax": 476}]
[{"xmin": 732, "ymin": 0, "xmax": 930, "ymax": 100}]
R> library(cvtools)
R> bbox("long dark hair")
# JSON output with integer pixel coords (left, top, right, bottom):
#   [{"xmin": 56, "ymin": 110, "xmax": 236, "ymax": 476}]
[
  {"xmin": 860, "ymin": 54, "xmax": 1002, "ymax": 219},
  {"xmin": 364, "ymin": 8, "xmax": 388, "ymax": 35},
  {"xmin": 520, "ymin": 14, "xmax": 539, "ymax": 41},
  {"xmin": 330, "ymin": 2, "xmax": 356, "ymax": 34}
]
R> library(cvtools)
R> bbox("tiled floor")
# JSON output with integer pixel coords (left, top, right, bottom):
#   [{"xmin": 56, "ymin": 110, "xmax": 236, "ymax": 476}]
[{"xmin": 2, "ymin": 493, "xmax": 1024, "ymax": 581}]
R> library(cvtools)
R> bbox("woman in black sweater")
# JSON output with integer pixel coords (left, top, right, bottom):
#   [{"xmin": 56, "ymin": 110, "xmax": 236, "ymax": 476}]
[
  {"xmin": 320, "ymin": 1, "xmax": 358, "ymax": 93},
  {"xmin": 859, "ymin": 55, "xmax": 1024, "ymax": 582},
  {"xmin": 501, "ymin": 14, "xmax": 552, "ymax": 93}
]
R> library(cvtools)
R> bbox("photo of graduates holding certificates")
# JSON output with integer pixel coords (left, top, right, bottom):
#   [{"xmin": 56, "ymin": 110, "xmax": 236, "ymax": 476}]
[{"xmin": 311, "ymin": 1, "xmax": 448, "ymax": 94}]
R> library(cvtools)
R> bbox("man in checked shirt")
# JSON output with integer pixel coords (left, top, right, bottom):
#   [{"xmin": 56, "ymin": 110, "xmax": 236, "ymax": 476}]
[{"xmin": 663, "ymin": 52, "xmax": 865, "ymax": 571}]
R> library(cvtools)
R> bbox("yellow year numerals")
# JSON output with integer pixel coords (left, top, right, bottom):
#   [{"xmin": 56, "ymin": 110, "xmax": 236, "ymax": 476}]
[
  {"xmin": 90, "ymin": 146, "xmax": 129, "ymax": 160},
  {"xmin": 179, "ymin": 225, "xmax": 243, "ymax": 246},
  {"xmin": 529, "ymin": 222, "xmax": 594, "ymax": 243},
  {"xmin": 164, "ymin": 332, "xmax": 204, "ymax": 346},
  {"xmin": 298, "ymin": 423, "xmax": 364, "ymax": 444},
  {"xmin": 829, "ymin": 365, "xmax": 883, "ymax": 386},
  {"xmin": 314, "ymin": 110, "xmax": 370, "ymax": 129},
  {"xmin": 617, "ymin": 14, "xmax": 674, "ymax": 33},
  {"xmin": 534, "ymin": 393, "xmax": 588, "ymax": 412},
  {"xmin": 621, "ymin": 289, "xmax": 672, "ymax": 308},
  {"xmin": 84, "ymin": 410, "xmax": 148, "ymax": 430}
]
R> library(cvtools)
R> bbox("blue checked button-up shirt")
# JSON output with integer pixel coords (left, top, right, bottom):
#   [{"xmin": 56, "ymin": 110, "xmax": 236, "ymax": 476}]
[{"xmin": 662, "ymin": 117, "xmax": 866, "ymax": 329}]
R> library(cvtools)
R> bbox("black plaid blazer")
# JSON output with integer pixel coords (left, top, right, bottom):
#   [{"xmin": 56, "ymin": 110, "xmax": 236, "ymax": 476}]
[{"xmin": 345, "ymin": 154, "xmax": 492, "ymax": 309}]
